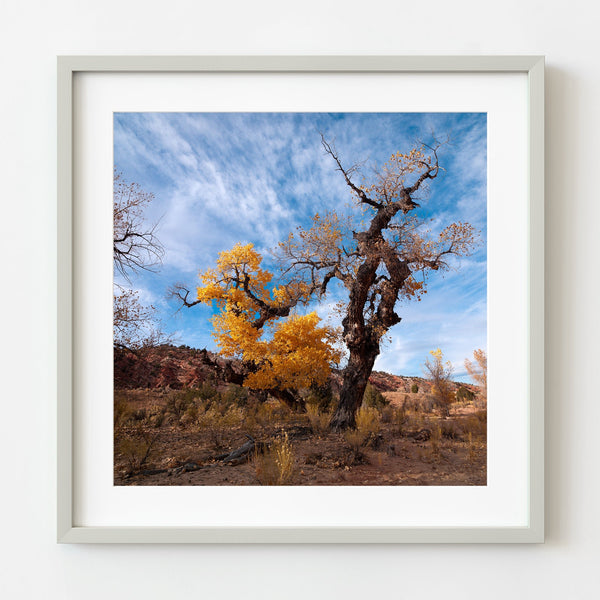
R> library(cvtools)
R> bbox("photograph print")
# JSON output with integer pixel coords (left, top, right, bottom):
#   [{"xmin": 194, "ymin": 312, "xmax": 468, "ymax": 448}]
[{"xmin": 113, "ymin": 112, "xmax": 487, "ymax": 486}]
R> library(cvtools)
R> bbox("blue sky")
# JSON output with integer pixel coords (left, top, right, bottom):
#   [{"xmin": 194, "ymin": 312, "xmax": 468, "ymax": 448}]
[{"xmin": 114, "ymin": 112, "xmax": 486, "ymax": 381}]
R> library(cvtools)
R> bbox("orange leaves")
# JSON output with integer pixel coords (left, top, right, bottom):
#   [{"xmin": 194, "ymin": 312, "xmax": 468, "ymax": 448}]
[{"xmin": 398, "ymin": 275, "xmax": 427, "ymax": 302}]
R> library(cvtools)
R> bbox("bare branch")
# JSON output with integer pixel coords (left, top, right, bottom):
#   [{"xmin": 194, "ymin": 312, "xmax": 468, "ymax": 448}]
[{"xmin": 320, "ymin": 135, "xmax": 382, "ymax": 209}]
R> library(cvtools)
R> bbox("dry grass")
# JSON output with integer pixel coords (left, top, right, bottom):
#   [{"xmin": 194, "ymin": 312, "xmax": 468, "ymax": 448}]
[
  {"xmin": 428, "ymin": 424, "xmax": 442, "ymax": 460},
  {"xmin": 114, "ymin": 385, "xmax": 487, "ymax": 486},
  {"xmin": 306, "ymin": 404, "xmax": 331, "ymax": 435},
  {"xmin": 344, "ymin": 406, "xmax": 381, "ymax": 451},
  {"xmin": 254, "ymin": 432, "xmax": 296, "ymax": 485}
]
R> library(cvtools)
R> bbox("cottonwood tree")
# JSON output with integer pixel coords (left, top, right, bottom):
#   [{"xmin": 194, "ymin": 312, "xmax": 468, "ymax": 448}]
[
  {"xmin": 276, "ymin": 137, "xmax": 477, "ymax": 429},
  {"xmin": 172, "ymin": 243, "xmax": 340, "ymax": 410},
  {"xmin": 464, "ymin": 349, "xmax": 487, "ymax": 400},
  {"xmin": 178, "ymin": 137, "xmax": 477, "ymax": 428},
  {"xmin": 113, "ymin": 170, "xmax": 170, "ymax": 349}
]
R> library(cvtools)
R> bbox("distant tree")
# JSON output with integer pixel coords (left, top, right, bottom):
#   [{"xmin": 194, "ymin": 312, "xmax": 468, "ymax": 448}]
[
  {"xmin": 411, "ymin": 382, "xmax": 419, "ymax": 394},
  {"xmin": 464, "ymin": 349, "xmax": 487, "ymax": 400},
  {"xmin": 362, "ymin": 383, "xmax": 389, "ymax": 410},
  {"xmin": 113, "ymin": 288, "xmax": 169, "ymax": 350},
  {"xmin": 113, "ymin": 170, "xmax": 170, "ymax": 349},
  {"xmin": 424, "ymin": 348, "xmax": 455, "ymax": 417},
  {"xmin": 113, "ymin": 170, "xmax": 164, "ymax": 279}
]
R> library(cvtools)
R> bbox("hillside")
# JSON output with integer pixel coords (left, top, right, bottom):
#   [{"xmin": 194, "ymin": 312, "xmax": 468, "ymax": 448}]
[{"xmin": 114, "ymin": 344, "xmax": 478, "ymax": 396}]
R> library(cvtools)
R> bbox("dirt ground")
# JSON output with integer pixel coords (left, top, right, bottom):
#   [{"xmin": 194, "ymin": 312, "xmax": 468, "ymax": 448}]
[{"xmin": 114, "ymin": 389, "xmax": 487, "ymax": 486}]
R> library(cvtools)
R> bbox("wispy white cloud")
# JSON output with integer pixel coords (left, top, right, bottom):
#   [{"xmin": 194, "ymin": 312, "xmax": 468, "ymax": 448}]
[{"xmin": 114, "ymin": 112, "xmax": 487, "ymax": 378}]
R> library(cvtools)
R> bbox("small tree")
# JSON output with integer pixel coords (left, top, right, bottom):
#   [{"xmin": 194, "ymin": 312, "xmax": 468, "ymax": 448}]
[
  {"xmin": 411, "ymin": 382, "xmax": 419, "ymax": 394},
  {"xmin": 464, "ymin": 349, "xmax": 487, "ymax": 400},
  {"xmin": 424, "ymin": 348, "xmax": 454, "ymax": 418},
  {"xmin": 174, "ymin": 243, "xmax": 340, "ymax": 410}
]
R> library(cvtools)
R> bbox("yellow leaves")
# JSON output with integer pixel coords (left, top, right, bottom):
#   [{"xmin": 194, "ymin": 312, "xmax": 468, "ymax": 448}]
[
  {"xmin": 428, "ymin": 348, "xmax": 453, "ymax": 374},
  {"xmin": 211, "ymin": 309, "xmax": 262, "ymax": 359},
  {"xmin": 196, "ymin": 243, "xmax": 274, "ymax": 312},
  {"xmin": 244, "ymin": 313, "xmax": 341, "ymax": 391},
  {"xmin": 195, "ymin": 244, "xmax": 339, "ymax": 393}
]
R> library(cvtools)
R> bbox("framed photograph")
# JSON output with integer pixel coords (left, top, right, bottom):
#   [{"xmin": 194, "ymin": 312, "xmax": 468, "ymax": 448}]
[{"xmin": 58, "ymin": 55, "xmax": 544, "ymax": 543}]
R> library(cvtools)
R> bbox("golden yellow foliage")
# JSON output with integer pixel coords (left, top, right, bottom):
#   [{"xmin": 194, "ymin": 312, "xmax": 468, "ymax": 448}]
[{"xmin": 195, "ymin": 244, "xmax": 340, "ymax": 393}]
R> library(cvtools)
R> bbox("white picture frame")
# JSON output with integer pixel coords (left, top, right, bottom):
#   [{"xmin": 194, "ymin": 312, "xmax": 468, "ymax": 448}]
[{"xmin": 57, "ymin": 55, "xmax": 544, "ymax": 543}]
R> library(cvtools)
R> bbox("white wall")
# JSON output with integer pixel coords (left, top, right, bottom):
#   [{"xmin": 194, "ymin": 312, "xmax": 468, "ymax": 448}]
[{"xmin": 1, "ymin": 1, "xmax": 598, "ymax": 598}]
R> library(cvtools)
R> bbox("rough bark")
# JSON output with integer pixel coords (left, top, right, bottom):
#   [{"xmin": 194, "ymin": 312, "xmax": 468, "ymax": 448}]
[{"xmin": 330, "ymin": 344, "xmax": 379, "ymax": 430}]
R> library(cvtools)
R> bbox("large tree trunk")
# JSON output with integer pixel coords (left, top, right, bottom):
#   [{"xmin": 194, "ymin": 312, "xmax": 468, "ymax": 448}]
[{"xmin": 329, "ymin": 343, "xmax": 379, "ymax": 430}]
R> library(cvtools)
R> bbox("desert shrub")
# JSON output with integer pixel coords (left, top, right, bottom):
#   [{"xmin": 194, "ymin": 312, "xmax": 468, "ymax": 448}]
[
  {"xmin": 221, "ymin": 384, "xmax": 249, "ymax": 408},
  {"xmin": 405, "ymin": 412, "xmax": 425, "ymax": 433},
  {"xmin": 428, "ymin": 424, "xmax": 442, "ymax": 460},
  {"xmin": 392, "ymin": 406, "xmax": 407, "ymax": 435},
  {"xmin": 305, "ymin": 382, "xmax": 335, "ymax": 412},
  {"xmin": 306, "ymin": 404, "xmax": 330, "ymax": 435},
  {"xmin": 114, "ymin": 395, "xmax": 132, "ymax": 427},
  {"xmin": 467, "ymin": 432, "xmax": 477, "ymax": 463},
  {"xmin": 254, "ymin": 432, "xmax": 296, "ymax": 485},
  {"xmin": 344, "ymin": 429, "xmax": 366, "ymax": 453},
  {"xmin": 362, "ymin": 383, "xmax": 389, "ymax": 410},
  {"xmin": 142, "ymin": 403, "xmax": 166, "ymax": 428},
  {"xmin": 180, "ymin": 403, "xmax": 199, "ymax": 427},
  {"xmin": 197, "ymin": 382, "xmax": 218, "ymax": 402},
  {"xmin": 411, "ymin": 383, "xmax": 419, "ymax": 394},
  {"xmin": 165, "ymin": 390, "xmax": 197, "ymax": 420},
  {"xmin": 255, "ymin": 400, "xmax": 291, "ymax": 427},
  {"xmin": 440, "ymin": 419, "xmax": 462, "ymax": 439},
  {"xmin": 221, "ymin": 405, "xmax": 244, "ymax": 428},
  {"xmin": 356, "ymin": 405, "xmax": 381, "ymax": 438},
  {"xmin": 117, "ymin": 427, "xmax": 158, "ymax": 473},
  {"xmin": 255, "ymin": 402, "xmax": 277, "ymax": 426},
  {"xmin": 474, "ymin": 394, "xmax": 487, "ymax": 410},
  {"xmin": 241, "ymin": 410, "xmax": 259, "ymax": 436},
  {"xmin": 463, "ymin": 410, "xmax": 487, "ymax": 437},
  {"xmin": 380, "ymin": 405, "xmax": 395, "ymax": 424},
  {"xmin": 456, "ymin": 386, "xmax": 475, "ymax": 403},
  {"xmin": 402, "ymin": 395, "xmax": 422, "ymax": 414},
  {"xmin": 132, "ymin": 408, "xmax": 147, "ymax": 422},
  {"xmin": 420, "ymin": 395, "xmax": 436, "ymax": 413},
  {"xmin": 197, "ymin": 405, "xmax": 243, "ymax": 448}
]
